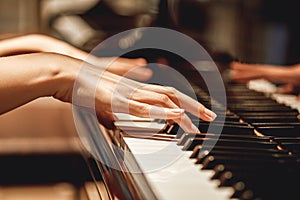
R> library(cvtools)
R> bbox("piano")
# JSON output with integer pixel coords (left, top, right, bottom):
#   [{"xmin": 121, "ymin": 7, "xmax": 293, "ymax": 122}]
[
  {"xmin": 73, "ymin": 69, "xmax": 300, "ymax": 200},
  {"xmin": 1, "ymin": 1, "xmax": 299, "ymax": 199},
  {"xmin": 69, "ymin": 4, "xmax": 300, "ymax": 196},
  {"xmin": 1, "ymin": 72, "xmax": 298, "ymax": 200}
]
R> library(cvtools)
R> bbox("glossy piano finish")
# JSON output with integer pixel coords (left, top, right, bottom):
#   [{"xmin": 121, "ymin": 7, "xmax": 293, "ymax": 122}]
[
  {"xmin": 124, "ymin": 137, "xmax": 235, "ymax": 200},
  {"xmin": 109, "ymin": 79, "xmax": 300, "ymax": 200},
  {"xmin": 73, "ymin": 108, "xmax": 158, "ymax": 200},
  {"xmin": 0, "ymin": 99, "xmax": 111, "ymax": 200}
]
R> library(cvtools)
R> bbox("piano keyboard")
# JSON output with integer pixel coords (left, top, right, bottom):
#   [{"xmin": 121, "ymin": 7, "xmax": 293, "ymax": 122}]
[
  {"xmin": 112, "ymin": 79, "xmax": 300, "ymax": 200},
  {"xmin": 124, "ymin": 137, "xmax": 234, "ymax": 200}
]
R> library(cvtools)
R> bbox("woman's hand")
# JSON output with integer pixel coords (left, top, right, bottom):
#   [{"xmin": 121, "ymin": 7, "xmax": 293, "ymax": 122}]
[
  {"xmin": 230, "ymin": 61, "xmax": 300, "ymax": 94},
  {"xmin": 0, "ymin": 52, "xmax": 216, "ymax": 133},
  {"xmin": 68, "ymin": 61, "xmax": 217, "ymax": 132}
]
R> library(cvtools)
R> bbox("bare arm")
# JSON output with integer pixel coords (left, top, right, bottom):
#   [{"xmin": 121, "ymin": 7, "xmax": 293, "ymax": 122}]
[
  {"xmin": 230, "ymin": 61, "xmax": 300, "ymax": 86},
  {"xmin": 0, "ymin": 34, "xmax": 152, "ymax": 81},
  {"xmin": 0, "ymin": 53, "xmax": 77, "ymax": 114},
  {"xmin": 0, "ymin": 52, "xmax": 216, "ymax": 132},
  {"xmin": 0, "ymin": 33, "xmax": 86, "ymax": 57}
]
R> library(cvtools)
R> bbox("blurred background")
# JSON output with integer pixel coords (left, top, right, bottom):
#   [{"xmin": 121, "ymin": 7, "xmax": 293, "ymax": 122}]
[
  {"xmin": 0, "ymin": 0, "xmax": 299, "ymax": 199},
  {"xmin": 1, "ymin": 0, "xmax": 299, "ymax": 65}
]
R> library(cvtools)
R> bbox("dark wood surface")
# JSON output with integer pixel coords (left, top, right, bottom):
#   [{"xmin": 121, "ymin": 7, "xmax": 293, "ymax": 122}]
[{"xmin": 0, "ymin": 97, "xmax": 108, "ymax": 200}]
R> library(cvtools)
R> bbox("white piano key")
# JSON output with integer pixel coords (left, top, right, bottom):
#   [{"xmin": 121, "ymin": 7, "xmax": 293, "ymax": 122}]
[
  {"xmin": 114, "ymin": 113, "xmax": 156, "ymax": 122},
  {"xmin": 248, "ymin": 79, "xmax": 300, "ymax": 112},
  {"xmin": 124, "ymin": 138, "xmax": 235, "ymax": 200},
  {"xmin": 248, "ymin": 79, "xmax": 277, "ymax": 94},
  {"xmin": 114, "ymin": 121, "xmax": 166, "ymax": 133},
  {"xmin": 272, "ymin": 93, "xmax": 300, "ymax": 112}
]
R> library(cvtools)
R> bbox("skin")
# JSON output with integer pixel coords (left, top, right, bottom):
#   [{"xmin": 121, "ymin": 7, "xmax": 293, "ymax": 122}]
[
  {"xmin": 0, "ymin": 52, "xmax": 217, "ymax": 132},
  {"xmin": 0, "ymin": 33, "xmax": 153, "ymax": 81},
  {"xmin": 230, "ymin": 61, "xmax": 300, "ymax": 94}
]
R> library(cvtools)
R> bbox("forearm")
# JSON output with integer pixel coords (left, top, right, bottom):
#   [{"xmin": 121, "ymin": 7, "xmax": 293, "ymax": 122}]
[
  {"xmin": 0, "ymin": 34, "xmax": 88, "ymax": 59},
  {"xmin": 0, "ymin": 53, "xmax": 79, "ymax": 114},
  {"xmin": 264, "ymin": 65, "xmax": 300, "ymax": 86},
  {"xmin": 0, "ymin": 34, "xmax": 44, "ymax": 56}
]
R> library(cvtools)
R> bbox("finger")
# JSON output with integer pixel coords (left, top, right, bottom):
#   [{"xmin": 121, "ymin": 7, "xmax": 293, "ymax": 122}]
[
  {"xmin": 126, "ymin": 99, "xmax": 185, "ymax": 119},
  {"xmin": 277, "ymin": 84, "xmax": 295, "ymax": 94},
  {"xmin": 126, "ymin": 100, "xmax": 199, "ymax": 133},
  {"xmin": 230, "ymin": 61, "xmax": 261, "ymax": 71},
  {"xmin": 140, "ymin": 84, "xmax": 217, "ymax": 121},
  {"xmin": 130, "ymin": 88, "xmax": 201, "ymax": 132},
  {"xmin": 230, "ymin": 70, "xmax": 259, "ymax": 82},
  {"xmin": 173, "ymin": 113, "xmax": 200, "ymax": 133},
  {"xmin": 130, "ymin": 89, "xmax": 179, "ymax": 109}
]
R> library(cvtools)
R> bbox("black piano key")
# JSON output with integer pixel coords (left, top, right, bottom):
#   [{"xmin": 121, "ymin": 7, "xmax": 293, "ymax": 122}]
[
  {"xmin": 198, "ymin": 124, "xmax": 255, "ymax": 135},
  {"xmin": 193, "ymin": 82, "xmax": 300, "ymax": 200},
  {"xmin": 228, "ymin": 101, "xmax": 288, "ymax": 106},
  {"xmin": 177, "ymin": 132, "xmax": 271, "ymax": 146},
  {"xmin": 277, "ymin": 142, "xmax": 300, "ymax": 153},
  {"xmin": 228, "ymin": 105, "xmax": 295, "ymax": 112},
  {"xmin": 233, "ymin": 169, "xmax": 300, "ymax": 200},
  {"xmin": 202, "ymin": 154, "xmax": 299, "ymax": 171},
  {"xmin": 255, "ymin": 126, "xmax": 300, "ymax": 137},
  {"xmin": 197, "ymin": 121, "xmax": 250, "ymax": 127},
  {"xmin": 167, "ymin": 121, "xmax": 254, "ymax": 138},
  {"xmin": 273, "ymin": 137, "xmax": 300, "ymax": 144},
  {"xmin": 272, "ymin": 138, "xmax": 300, "ymax": 156},
  {"xmin": 201, "ymin": 155, "xmax": 282, "ymax": 170},
  {"xmin": 252, "ymin": 122, "xmax": 300, "ymax": 127},
  {"xmin": 218, "ymin": 169, "xmax": 296, "ymax": 200},
  {"xmin": 189, "ymin": 144, "xmax": 288, "ymax": 159},
  {"xmin": 226, "ymin": 96, "xmax": 271, "ymax": 101},
  {"xmin": 182, "ymin": 138, "xmax": 278, "ymax": 151},
  {"xmin": 240, "ymin": 112, "xmax": 299, "ymax": 117},
  {"xmin": 218, "ymin": 171, "xmax": 259, "ymax": 187},
  {"xmin": 241, "ymin": 115, "xmax": 299, "ymax": 123},
  {"xmin": 195, "ymin": 150, "xmax": 294, "ymax": 165},
  {"xmin": 194, "ymin": 119, "xmax": 254, "ymax": 135},
  {"xmin": 231, "ymin": 181, "xmax": 248, "ymax": 199},
  {"xmin": 226, "ymin": 92, "xmax": 268, "ymax": 97},
  {"xmin": 165, "ymin": 123, "xmax": 184, "ymax": 137},
  {"xmin": 211, "ymin": 164, "xmax": 274, "ymax": 180},
  {"xmin": 200, "ymin": 115, "xmax": 241, "ymax": 123}
]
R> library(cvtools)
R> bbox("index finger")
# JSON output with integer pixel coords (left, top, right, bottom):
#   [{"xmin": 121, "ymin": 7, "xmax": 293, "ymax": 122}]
[{"xmin": 140, "ymin": 84, "xmax": 217, "ymax": 121}]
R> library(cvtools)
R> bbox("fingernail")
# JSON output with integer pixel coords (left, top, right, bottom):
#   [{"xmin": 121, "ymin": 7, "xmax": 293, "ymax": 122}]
[
  {"xmin": 170, "ymin": 108, "xmax": 185, "ymax": 113},
  {"xmin": 204, "ymin": 108, "xmax": 217, "ymax": 120}
]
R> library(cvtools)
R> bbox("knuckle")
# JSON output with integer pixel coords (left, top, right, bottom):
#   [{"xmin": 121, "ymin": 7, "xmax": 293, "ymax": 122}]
[
  {"xmin": 139, "ymin": 105, "xmax": 150, "ymax": 116},
  {"xmin": 159, "ymin": 94, "xmax": 170, "ymax": 102},
  {"xmin": 166, "ymin": 86, "xmax": 176, "ymax": 94}
]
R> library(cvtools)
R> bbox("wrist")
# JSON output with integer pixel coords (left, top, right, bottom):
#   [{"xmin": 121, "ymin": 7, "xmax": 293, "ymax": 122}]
[
  {"xmin": 0, "ymin": 52, "xmax": 81, "ymax": 114},
  {"xmin": 48, "ymin": 53, "xmax": 81, "ymax": 103}
]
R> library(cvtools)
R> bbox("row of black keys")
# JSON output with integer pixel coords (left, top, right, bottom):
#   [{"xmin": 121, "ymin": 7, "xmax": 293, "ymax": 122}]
[
  {"xmin": 197, "ymin": 84, "xmax": 299, "ymax": 136},
  {"xmin": 177, "ymin": 132, "xmax": 300, "ymax": 200},
  {"xmin": 164, "ymin": 83, "xmax": 300, "ymax": 199},
  {"xmin": 166, "ymin": 83, "xmax": 299, "ymax": 141}
]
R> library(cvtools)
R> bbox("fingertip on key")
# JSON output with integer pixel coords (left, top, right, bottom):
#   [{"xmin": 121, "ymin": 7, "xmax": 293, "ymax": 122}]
[{"xmin": 204, "ymin": 108, "xmax": 217, "ymax": 121}]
